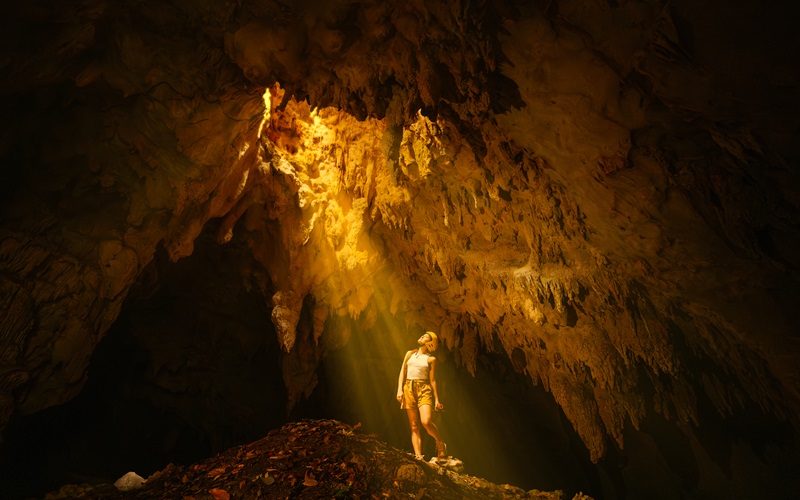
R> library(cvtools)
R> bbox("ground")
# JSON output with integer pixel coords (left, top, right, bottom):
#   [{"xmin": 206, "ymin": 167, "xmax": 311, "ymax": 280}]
[{"xmin": 44, "ymin": 419, "xmax": 591, "ymax": 499}]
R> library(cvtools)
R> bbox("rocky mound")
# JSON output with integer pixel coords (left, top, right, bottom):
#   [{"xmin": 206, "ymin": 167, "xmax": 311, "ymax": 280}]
[{"xmin": 44, "ymin": 420, "xmax": 591, "ymax": 499}]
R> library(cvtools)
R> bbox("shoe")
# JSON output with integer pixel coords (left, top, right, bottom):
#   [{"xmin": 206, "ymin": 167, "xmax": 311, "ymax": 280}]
[{"xmin": 436, "ymin": 441, "xmax": 447, "ymax": 459}]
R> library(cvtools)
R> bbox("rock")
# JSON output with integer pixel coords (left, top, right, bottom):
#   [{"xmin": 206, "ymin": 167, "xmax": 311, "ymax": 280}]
[
  {"xmin": 394, "ymin": 463, "xmax": 426, "ymax": 483},
  {"xmin": 429, "ymin": 456, "xmax": 465, "ymax": 473},
  {"xmin": 113, "ymin": 471, "xmax": 146, "ymax": 491}
]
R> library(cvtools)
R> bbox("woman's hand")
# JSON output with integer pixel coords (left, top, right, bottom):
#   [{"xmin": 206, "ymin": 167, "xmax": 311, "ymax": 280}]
[
  {"xmin": 396, "ymin": 391, "xmax": 403, "ymax": 403},
  {"xmin": 435, "ymin": 400, "xmax": 444, "ymax": 411}
]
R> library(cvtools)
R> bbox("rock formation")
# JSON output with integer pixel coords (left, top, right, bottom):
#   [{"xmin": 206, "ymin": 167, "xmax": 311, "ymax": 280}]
[{"xmin": 1, "ymin": 0, "xmax": 799, "ymax": 497}]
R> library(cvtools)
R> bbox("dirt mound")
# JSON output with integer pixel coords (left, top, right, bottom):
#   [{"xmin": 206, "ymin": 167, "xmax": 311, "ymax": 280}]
[{"xmin": 45, "ymin": 419, "xmax": 589, "ymax": 499}]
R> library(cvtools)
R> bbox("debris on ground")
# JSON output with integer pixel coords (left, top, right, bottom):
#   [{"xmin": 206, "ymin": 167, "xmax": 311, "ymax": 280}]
[
  {"xmin": 44, "ymin": 419, "xmax": 593, "ymax": 499},
  {"xmin": 429, "ymin": 455, "xmax": 464, "ymax": 472}
]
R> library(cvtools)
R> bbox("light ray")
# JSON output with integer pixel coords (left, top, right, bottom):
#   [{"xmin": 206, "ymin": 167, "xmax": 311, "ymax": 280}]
[{"xmin": 259, "ymin": 85, "xmax": 523, "ymax": 478}]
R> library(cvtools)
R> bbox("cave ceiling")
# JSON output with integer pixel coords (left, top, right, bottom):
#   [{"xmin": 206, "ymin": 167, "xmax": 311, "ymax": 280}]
[{"xmin": 1, "ymin": 0, "xmax": 799, "ymax": 464}]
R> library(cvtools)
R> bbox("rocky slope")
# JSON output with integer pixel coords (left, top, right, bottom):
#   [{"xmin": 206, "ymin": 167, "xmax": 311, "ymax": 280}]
[{"xmin": 44, "ymin": 419, "xmax": 589, "ymax": 499}]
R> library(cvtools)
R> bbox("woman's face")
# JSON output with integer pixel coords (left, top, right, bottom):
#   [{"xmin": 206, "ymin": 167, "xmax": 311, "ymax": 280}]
[{"xmin": 417, "ymin": 333, "xmax": 436, "ymax": 351}]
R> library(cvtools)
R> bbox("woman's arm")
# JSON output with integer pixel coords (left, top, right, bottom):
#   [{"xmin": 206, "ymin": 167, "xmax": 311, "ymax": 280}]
[
  {"xmin": 397, "ymin": 351, "xmax": 412, "ymax": 402},
  {"xmin": 429, "ymin": 357, "xmax": 444, "ymax": 410}
]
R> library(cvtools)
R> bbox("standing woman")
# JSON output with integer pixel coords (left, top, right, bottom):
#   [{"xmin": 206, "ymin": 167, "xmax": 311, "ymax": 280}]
[{"xmin": 396, "ymin": 331, "xmax": 447, "ymax": 460}]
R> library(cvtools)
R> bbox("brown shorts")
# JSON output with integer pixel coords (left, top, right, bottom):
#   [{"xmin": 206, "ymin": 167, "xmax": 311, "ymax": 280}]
[{"xmin": 402, "ymin": 379, "xmax": 433, "ymax": 409}]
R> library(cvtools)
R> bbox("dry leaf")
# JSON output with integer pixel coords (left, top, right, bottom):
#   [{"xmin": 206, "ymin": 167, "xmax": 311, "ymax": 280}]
[
  {"xmin": 303, "ymin": 471, "xmax": 318, "ymax": 487},
  {"xmin": 208, "ymin": 467, "xmax": 226, "ymax": 478},
  {"xmin": 209, "ymin": 488, "xmax": 230, "ymax": 500}
]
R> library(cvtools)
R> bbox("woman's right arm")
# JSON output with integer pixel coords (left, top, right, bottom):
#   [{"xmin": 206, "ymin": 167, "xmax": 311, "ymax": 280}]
[{"xmin": 397, "ymin": 351, "xmax": 412, "ymax": 401}]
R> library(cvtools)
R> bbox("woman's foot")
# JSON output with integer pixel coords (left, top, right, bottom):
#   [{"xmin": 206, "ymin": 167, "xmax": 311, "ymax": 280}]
[{"xmin": 436, "ymin": 441, "xmax": 447, "ymax": 459}]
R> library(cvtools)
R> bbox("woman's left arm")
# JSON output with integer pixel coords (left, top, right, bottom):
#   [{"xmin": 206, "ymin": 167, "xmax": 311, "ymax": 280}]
[{"xmin": 429, "ymin": 357, "xmax": 444, "ymax": 410}]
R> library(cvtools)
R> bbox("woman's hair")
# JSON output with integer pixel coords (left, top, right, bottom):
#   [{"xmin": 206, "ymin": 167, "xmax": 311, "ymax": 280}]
[{"xmin": 426, "ymin": 331, "xmax": 439, "ymax": 352}]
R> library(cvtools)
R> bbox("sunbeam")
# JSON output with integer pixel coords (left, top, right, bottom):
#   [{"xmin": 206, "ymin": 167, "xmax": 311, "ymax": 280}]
[{"xmin": 260, "ymin": 86, "xmax": 526, "ymax": 482}]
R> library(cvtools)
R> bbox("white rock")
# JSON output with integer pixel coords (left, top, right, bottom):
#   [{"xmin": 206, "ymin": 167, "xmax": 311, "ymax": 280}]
[{"xmin": 114, "ymin": 471, "xmax": 146, "ymax": 491}]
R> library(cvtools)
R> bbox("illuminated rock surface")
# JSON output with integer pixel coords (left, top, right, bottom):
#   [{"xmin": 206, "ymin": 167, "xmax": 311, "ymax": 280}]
[{"xmin": 1, "ymin": 0, "xmax": 799, "ymax": 498}]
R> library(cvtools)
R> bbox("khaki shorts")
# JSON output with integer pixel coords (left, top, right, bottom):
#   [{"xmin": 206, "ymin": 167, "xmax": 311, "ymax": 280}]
[{"xmin": 402, "ymin": 379, "xmax": 433, "ymax": 409}]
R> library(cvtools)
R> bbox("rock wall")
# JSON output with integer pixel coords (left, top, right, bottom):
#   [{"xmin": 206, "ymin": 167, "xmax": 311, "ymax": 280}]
[
  {"xmin": 0, "ymin": 0, "xmax": 265, "ymax": 423},
  {"xmin": 2, "ymin": 0, "xmax": 799, "ymax": 494}
]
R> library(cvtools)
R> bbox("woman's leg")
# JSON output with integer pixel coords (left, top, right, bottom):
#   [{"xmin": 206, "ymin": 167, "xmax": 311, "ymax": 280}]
[
  {"xmin": 418, "ymin": 404, "xmax": 446, "ymax": 457},
  {"xmin": 405, "ymin": 408, "xmax": 423, "ymax": 458}
]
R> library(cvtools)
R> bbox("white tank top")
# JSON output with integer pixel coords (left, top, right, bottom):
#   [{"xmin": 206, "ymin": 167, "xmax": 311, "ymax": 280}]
[{"xmin": 406, "ymin": 351, "xmax": 430, "ymax": 380}]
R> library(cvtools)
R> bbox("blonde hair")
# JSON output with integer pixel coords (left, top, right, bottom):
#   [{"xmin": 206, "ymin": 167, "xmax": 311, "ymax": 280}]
[{"xmin": 425, "ymin": 331, "xmax": 439, "ymax": 352}]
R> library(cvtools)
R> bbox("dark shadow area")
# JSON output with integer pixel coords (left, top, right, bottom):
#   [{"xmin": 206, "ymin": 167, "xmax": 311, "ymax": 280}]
[{"xmin": 0, "ymin": 221, "xmax": 286, "ymax": 499}]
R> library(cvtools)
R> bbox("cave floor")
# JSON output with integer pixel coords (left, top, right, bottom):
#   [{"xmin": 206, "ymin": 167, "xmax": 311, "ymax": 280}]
[{"xmin": 42, "ymin": 419, "xmax": 587, "ymax": 499}]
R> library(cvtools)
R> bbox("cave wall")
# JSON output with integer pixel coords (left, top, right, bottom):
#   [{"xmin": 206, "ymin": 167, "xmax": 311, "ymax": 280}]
[
  {"xmin": 2, "ymin": 0, "xmax": 800, "ymax": 496},
  {"xmin": 0, "ymin": 0, "xmax": 266, "ymax": 422}
]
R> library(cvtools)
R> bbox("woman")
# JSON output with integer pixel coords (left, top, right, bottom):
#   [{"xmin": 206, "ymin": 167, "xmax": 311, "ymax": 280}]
[{"xmin": 396, "ymin": 330, "xmax": 447, "ymax": 460}]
